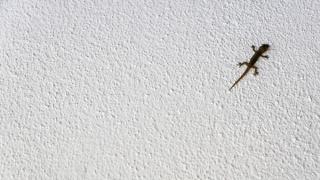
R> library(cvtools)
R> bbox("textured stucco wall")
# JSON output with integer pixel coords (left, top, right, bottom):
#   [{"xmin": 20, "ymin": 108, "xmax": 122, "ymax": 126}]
[{"xmin": 1, "ymin": 0, "xmax": 320, "ymax": 179}]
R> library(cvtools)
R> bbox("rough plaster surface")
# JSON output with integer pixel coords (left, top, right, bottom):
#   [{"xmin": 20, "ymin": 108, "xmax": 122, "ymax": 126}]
[{"xmin": 0, "ymin": 0, "xmax": 320, "ymax": 179}]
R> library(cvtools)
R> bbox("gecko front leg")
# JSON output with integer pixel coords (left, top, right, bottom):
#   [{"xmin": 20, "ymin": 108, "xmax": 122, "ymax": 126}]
[{"xmin": 251, "ymin": 45, "xmax": 256, "ymax": 52}]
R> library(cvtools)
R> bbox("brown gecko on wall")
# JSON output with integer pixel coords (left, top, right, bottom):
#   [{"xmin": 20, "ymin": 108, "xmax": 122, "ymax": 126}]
[{"xmin": 229, "ymin": 44, "xmax": 270, "ymax": 90}]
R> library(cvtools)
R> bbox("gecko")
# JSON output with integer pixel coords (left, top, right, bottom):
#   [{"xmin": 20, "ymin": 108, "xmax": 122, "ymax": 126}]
[{"xmin": 229, "ymin": 44, "xmax": 270, "ymax": 90}]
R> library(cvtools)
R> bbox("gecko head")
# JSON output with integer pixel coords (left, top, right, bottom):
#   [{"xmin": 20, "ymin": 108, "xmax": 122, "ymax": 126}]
[{"xmin": 260, "ymin": 44, "xmax": 270, "ymax": 51}]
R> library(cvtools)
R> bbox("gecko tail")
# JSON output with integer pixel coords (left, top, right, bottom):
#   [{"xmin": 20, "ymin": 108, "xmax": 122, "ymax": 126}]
[
  {"xmin": 229, "ymin": 83, "xmax": 237, "ymax": 91},
  {"xmin": 229, "ymin": 68, "xmax": 250, "ymax": 91},
  {"xmin": 229, "ymin": 77, "xmax": 242, "ymax": 91}
]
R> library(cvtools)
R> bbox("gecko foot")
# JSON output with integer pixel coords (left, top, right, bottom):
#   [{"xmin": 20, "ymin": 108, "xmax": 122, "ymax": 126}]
[
  {"xmin": 251, "ymin": 45, "xmax": 256, "ymax": 52},
  {"xmin": 252, "ymin": 66, "xmax": 259, "ymax": 76}
]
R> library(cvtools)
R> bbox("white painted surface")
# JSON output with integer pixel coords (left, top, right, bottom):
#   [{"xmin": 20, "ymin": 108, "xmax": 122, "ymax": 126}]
[{"xmin": 1, "ymin": 0, "xmax": 319, "ymax": 179}]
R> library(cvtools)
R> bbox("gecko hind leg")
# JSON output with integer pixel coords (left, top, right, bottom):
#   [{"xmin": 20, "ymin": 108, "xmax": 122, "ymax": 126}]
[
  {"xmin": 238, "ymin": 62, "xmax": 249, "ymax": 67},
  {"xmin": 252, "ymin": 66, "xmax": 259, "ymax": 76},
  {"xmin": 261, "ymin": 55, "xmax": 269, "ymax": 59}
]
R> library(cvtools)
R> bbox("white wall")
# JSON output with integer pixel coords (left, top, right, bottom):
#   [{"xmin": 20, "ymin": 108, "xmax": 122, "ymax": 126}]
[{"xmin": 1, "ymin": 0, "xmax": 319, "ymax": 179}]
